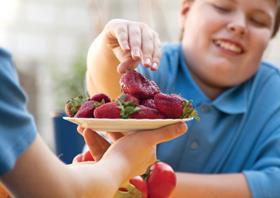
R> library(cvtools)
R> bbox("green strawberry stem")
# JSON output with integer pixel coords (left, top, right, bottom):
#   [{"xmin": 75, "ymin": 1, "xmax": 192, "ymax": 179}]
[
  {"xmin": 66, "ymin": 95, "xmax": 87, "ymax": 115},
  {"xmin": 141, "ymin": 160, "xmax": 161, "ymax": 181},
  {"xmin": 93, "ymin": 99, "xmax": 106, "ymax": 109},
  {"xmin": 116, "ymin": 98, "xmax": 140, "ymax": 119},
  {"xmin": 181, "ymin": 100, "xmax": 200, "ymax": 121}
]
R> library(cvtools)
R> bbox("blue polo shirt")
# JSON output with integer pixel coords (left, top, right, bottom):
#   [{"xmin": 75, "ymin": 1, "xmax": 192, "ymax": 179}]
[
  {"xmin": 0, "ymin": 48, "xmax": 36, "ymax": 176},
  {"xmin": 138, "ymin": 43, "xmax": 280, "ymax": 198}
]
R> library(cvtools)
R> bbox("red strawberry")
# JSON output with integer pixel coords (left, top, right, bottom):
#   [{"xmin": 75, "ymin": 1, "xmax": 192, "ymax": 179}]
[
  {"xmin": 117, "ymin": 93, "xmax": 140, "ymax": 106},
  {"xmin": 120, "ymin": 71, "xmax": 160, "ymax": 99},
  {"xmin": 73, "ymin": 153, "xmax": 83, "ymax": 163},
  {"xmin": 140, "ymin": 99, "xmax": 156, "ymax": 109},
  {"xmin": 129, "ymin": 176, "xmax": 148, "ymax": 198},
  {"xmin": 90, "ymin": 93, "xmax": 111, "ymax": 103},
  {"xmin": 94, "ymin": 102, "xmax": 122, "ymax": 118},
  {"xmin": 94, "ymin": 100, "xmax": 141, "ymax": 119},
  {"xmin": 154, "ymin": 93, "xmax": 199, "ymax": 119},
  {"xmin": 82, "ymin": 150, "xmax": 95, "ymax": 162},
  {"xmin": 129, "ymin": 105, "xmax": 165, "ymax": 119},
  {"xmin": 146, "ymin": 162, "xmax": 176, "ymax": 198},
  {"xmin": 74, "ymin": 100, "xmax": 96, "ymax": 118},
  {"xmin": 64, "ymin": 95, "xmax": 86, "ymax": 117}
]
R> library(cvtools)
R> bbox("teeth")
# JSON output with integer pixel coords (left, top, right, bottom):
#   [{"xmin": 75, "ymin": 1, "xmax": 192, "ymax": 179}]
[{"xmin": 215, "ymin": 40, "xmax": 242, "ymax": 53}]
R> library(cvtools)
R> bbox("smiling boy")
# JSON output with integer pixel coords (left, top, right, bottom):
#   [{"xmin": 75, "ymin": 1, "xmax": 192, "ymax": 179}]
[{"xmin": 86, "ymin": 0, "xmax": 280, "ymax": 197}]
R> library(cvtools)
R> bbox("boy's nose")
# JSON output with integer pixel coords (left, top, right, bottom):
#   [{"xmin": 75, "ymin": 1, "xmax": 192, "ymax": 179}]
[
  {"xmin": 228, "ymin": 24, "xmax": 246, "ymax": 36},
  {"xmin": 227, "ymin": 14, "xmax": 247, "ymax": 36}
]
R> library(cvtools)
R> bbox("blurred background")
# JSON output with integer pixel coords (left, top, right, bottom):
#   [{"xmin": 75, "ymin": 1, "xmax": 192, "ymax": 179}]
[{"xmin": 1, "ymin": 0, "xmax": 280, "ymax": 156}]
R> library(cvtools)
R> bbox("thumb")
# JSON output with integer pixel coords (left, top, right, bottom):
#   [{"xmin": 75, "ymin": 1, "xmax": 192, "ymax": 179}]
[
  {"xmin": 142, "ymin": 122, "xmax": 187, "ymax": 145},
  {"xmin": 117, "ymin": 58, "xmax": 140, "ymax": 74}
]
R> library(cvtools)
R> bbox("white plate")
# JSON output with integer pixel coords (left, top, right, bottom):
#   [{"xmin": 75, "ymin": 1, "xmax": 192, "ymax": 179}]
[{"xmin": 63, "ymin": 117, "xmax": 193, "ymax": 132}]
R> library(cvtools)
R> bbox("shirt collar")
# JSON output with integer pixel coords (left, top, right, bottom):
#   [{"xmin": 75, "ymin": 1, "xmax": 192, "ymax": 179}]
[
  {"xmin": 179, "ymin": 45, "xmax": 247, "ymax": 115},
  {"xmin": 212, "ymin": 84, "xmax": 248, "ymax": 114}
]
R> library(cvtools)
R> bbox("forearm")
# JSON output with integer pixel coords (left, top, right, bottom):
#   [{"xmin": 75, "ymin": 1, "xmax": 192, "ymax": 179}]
[
  {"xmin": 1, "ymin": 135, "xmax": 79, "ymax": 197},
  {"xmin": 1, "ymin": 135, "xmax": 126, "ymax": 198},
  {"xmin": 86, "ymin": 31, "xmax": 122, "ymax": 99},
  {"xmin": 171, "ymin": 172, "xmax": 251, "ymax": 198}
]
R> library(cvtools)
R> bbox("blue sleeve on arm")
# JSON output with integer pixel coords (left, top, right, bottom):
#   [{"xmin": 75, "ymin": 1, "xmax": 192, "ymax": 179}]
[
  {"xmin": 0, "ymin": 49, "xmax": 37, "ymax": 176},
  {"xmin": 243, "ymin": 68, "xmax": 280, "ymax": 198},
  {"xmin": 243, "ymin": 130, "xmax": 280, "ymax": 198}
]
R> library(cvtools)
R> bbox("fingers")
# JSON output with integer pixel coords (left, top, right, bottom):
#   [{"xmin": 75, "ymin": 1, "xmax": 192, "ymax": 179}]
[
  {"xmin": 151, "ymin": 32, "xmax": 161, "ymax": 70},
  {"xmin": 115, "ymin": 24, "xmax": 130, "ymax": 51},
  {"xmin": 129, "ymin": 24, "xmax": 142, "ymax": 60},
  {"xmin": 107, "ymin": 19, "xmax": 161, "ymax": 72},
  {"xmin": 143, "ymin": 122, "xmax": 188, "ymax": 145},
  {"xmin": 117, "ymin": 59, "xmax": 139, "ymax": 74},
  {"xmin": 77, "ymin": 126, "xmax": 84, "ymax": 135},
  {"xmin": 83, "ymin": 129, "xmax": 111, "ymax": 161},
  {"xmin": 128, "ymin": 23, "xmax": 161, "ymax": 71},
  {"xmin": 141, "ymin": 27, "xmax": 154, "ymax": 68}
]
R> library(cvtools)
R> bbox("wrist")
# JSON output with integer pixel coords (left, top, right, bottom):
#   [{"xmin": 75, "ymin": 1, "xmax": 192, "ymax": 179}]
[{"xmin": 98, "ymin": 156, "xmax": 131, "ymax": 185}]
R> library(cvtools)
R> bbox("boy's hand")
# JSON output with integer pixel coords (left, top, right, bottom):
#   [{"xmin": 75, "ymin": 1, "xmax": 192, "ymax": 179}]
[{"xmin": 104, "ymin": 19, "xmax": 161, "ymax": 73}]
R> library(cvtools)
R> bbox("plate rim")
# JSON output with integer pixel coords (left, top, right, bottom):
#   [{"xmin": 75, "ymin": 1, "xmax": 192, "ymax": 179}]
[
  {"xmin": 63, "ymin": 117, "xmax": 193, "ymax": 122},
  {"xmin": 62, "ymin": 117, "xmax": 193, "ymax": 132}
]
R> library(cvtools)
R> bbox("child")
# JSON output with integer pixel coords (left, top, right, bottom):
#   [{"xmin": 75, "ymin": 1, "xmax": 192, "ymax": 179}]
[
  {"xmin": 0, "ymin": 48, "xmax": 187, "ymax": 197},
  {"xmin": 86, "ymin": 0, "xmax": 280, "ymax": 197}
]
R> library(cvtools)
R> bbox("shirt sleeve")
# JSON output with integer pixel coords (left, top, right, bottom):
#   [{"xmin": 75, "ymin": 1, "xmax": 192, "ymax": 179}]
[
  {"xmin": 0, "ymin": 49, "xmax": 37, "ymax": 176},
  {"xmin": 243, "ymin": 122, "xmax": 280, "ymax": 198},
  {"xmin": 243, "ymin": 130, "xmax": 280, "ymax": 198},
  {"xmin": 243, "ymin": 68, "xmax": 280, "ymax": 198}
]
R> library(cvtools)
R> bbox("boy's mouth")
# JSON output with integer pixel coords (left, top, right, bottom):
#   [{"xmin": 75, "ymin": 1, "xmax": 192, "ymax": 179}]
[{"xmin": 213, "ymin": 39, "xmax": 244, "ymax": 54}]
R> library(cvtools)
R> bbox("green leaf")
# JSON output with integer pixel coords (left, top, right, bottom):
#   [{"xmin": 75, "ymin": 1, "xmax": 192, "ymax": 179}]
[
  {"xmin": 116, "ymin": 95, "xmax": 140, "ymax": 119},
  {"xmin": 181, "ymin": 100, "xmax": 200, "ymax": 121}
]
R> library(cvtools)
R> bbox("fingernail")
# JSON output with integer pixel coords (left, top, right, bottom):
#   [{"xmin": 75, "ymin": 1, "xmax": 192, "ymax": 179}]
[
  {"xmin": 144, "ymin": 58, "xmax": 152, "ymax": 66},
  {"xmin": 123, "ymin": 42, "xmax": 130, "ymax": 50},
  {"xmin": 152, "ymin": 62, "xmax": 158, "ymax": 70},
  {"xmin": 132, "ymin": 48, "xmax": 141, "ymax": 58}
]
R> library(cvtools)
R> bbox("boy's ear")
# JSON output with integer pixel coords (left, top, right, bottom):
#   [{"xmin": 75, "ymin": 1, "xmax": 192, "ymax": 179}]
[{"xmin": 180, "ymin": 1, "xmax": 192, "ymax": 27}]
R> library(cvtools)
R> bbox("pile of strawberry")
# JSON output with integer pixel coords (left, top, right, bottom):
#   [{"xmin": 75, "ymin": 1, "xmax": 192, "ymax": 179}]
[{"xmin": 65, "ymin": 71, "xmax": 199, "ymax": 120}]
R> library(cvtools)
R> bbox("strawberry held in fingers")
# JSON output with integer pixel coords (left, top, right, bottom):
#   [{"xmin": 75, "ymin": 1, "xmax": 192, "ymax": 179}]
[
  {"xmin": 120, "ymin": 71, "xmax": 160, "ymax": 99},
  {"xmin": 154, "ymin": 93, "xmax": 199, "ymax": 120}
]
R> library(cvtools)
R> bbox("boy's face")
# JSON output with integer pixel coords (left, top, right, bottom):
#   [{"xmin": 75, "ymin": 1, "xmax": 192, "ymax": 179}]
[{"xmin": 181, "ymin": 0, "xmax": 277, "ymax": 91}]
